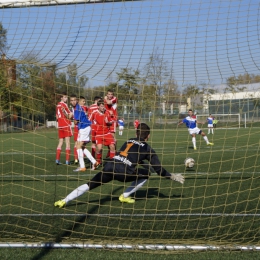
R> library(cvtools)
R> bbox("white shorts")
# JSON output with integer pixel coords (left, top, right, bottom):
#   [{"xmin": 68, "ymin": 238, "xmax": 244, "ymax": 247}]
[
  {"xmin": 208, "ymin": 124, "xmax": 213, "ymax": 127},
  {"xmin": 119, "ymin": 126, "xmax": 124, "ymax": 130},
  {"xmin": 77, "ymin": 126, "xmax": 91, "ymax": 142},
  {"xmin": 188, "ymin": 127, "xmax": 201, "ymax": 135}
]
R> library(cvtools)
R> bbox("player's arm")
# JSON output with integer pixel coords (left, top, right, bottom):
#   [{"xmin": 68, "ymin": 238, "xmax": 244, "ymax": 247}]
[
  {"xmin": 177, "ymin": 120, "xmax": 184, "ymax": 126},
  {"xmin": 146, "ymin": 148, "xmax": 184, "ymax": 184}
]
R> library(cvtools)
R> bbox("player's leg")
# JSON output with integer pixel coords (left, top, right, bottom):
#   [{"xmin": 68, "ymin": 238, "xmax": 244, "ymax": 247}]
[
  {"xmin": 95, "ymin": 143, "xmax": 103, "ymax": 164},
  {"xmin": 54, "ymin": 170, "xmax": 113, "ymax": 208},
  {"xmin": 201, "ymin": 131, "xmax": 214, "ymax": 146},
  {"xmin": 211, "ymin": 126, "xmax": 214, "ymax": 134},
  {"xmin": 81, "ymin": 143, "xmax": 100, "ymax": 170},
  {"xmin": 73, "ymin": 126, "xmax": 79, "ymax": 164},
  {"xmin": 65, "ymin": 135, "xmax": 71, "ymax": 165},
  {"xmin": 117, "ymin": 168, "xmax": 150, "ymax": 203},
  {"xmin": 191, "ymin": 133, "xmax": 197, "ymax": 150},
  {"xmin": 74, "ymin": 140, "xmax": 87, "ymax": 172},
  {"xmin": 56, "ymin": 130, "xmax": 64, "ymax": 165}
]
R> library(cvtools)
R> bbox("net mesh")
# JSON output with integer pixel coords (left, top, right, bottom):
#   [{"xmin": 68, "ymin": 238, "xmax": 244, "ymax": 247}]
[{"xmin": 0, "ymin": 0, "xmax": 260, "ymax": 251}]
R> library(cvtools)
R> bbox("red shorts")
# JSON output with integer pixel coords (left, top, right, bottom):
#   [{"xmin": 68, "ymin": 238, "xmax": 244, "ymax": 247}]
[
  {"xmin": 73, "ymin": 125, "xmax": 79, "ymax": 142},
  {"xmin": 96, "ymin": 133, "xmax": 116, "ymax": 146},
  {"xmin": 58, "ymin": 126, "xmax": 72, "ymax": 139}
]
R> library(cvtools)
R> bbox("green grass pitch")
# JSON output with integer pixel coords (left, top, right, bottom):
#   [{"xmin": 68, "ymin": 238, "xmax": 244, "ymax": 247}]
[{"xmin": 0, "ymin": 127, "xmax": 259, "ymax": 246}]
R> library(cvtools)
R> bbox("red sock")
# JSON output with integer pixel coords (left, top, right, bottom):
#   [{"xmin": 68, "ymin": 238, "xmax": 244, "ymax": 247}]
[
  {"xmin": 65, "ymin": 148, "xmax": 70, "ymax": 162},
  {"xmin": 74, "ymin": 146, "xmax": 78, "ymax": 160},
  {"xmin": 96, "ymin": 152, "xmax": 102, "ymax": 164},
  {"xmin": 56, "ymin": 148, "xmax": 61, "ymax": 161},
  {"xmin": 109, "ymin": 151, "xmax": 115, "ymax": 159},
  {"xmin": 91, "ymin": 147, "xmax": 96, "ymax": 158},
  {"xmin": 106, "ymin": 149, "xmax": 110, "ymax": 158}
]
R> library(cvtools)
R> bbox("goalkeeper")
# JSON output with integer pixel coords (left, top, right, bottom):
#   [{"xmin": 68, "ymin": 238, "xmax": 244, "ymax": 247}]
[{"xmin": 54, "ymin": 123, "xmax": 184, "ymax": 207}]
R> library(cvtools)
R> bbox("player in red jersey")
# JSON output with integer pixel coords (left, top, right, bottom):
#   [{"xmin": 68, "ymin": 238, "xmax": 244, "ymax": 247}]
[
  {"xmin": 89, "ymin": 100, "xmax": 116, "ymax": 164},
  {"xmin": 88, "ymin": 96, "xmax": 101, "ymax": 158},
  {"xmin": 134, "ymin": 119, "xmax": 140, "ymax": 130},
  {"xmin": 70, "ymin": 94, "xmax": 79, "ymax": 164},
  {"xmin": 104, "ymin": 89, "xmax": 118, "ymax": 134},
  {"xmin": 55, "ymin": 93, "xmax": 73, "ymax": 165}
]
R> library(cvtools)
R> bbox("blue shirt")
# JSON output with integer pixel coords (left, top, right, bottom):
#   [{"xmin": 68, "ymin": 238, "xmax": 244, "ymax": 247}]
[
  {"xmin": 183, "ymin": 116, "xmax": 197, "ymax": 129},
  {"xmin": 74, "ymin": 104, "xmax": 91, "ymax": 130},
  {"xmin": 118, "ymin": 119, "xmax": 124, "ymax": 126},
  {"xmin": 207, "ymin": 117, "xmax": 213, "ymax": 124}
]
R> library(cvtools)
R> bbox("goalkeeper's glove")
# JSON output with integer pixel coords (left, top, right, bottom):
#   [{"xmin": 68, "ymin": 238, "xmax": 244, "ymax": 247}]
[{"xmin": 170, "ymin": 173, "xmax": 185, "ymax": 184}]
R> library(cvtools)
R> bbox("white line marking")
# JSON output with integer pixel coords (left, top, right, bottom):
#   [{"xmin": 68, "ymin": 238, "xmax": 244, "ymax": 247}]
[{"xmin": 0, "ymin": 213, "xmax": 259, "ymax": 217}]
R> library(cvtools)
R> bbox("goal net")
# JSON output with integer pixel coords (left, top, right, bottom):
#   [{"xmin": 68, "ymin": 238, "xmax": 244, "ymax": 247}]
[{"xmin": 0, "ymin": 0, "xmax": 260, "ymax": 253}]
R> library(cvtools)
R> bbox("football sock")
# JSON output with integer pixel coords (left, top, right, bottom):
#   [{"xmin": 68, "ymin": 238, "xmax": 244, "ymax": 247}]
[
  {"xmin": 109, "ymin": 151, "xmax": 115, "ymax": 159},
  {"xmin": 203, "ymin": 136, "xmax": 209, "ymax": 143},
  {"xmin": 65, "ymin": 148, "xmax": 70, "ymax": 162},
  {"xmin": 83, "ymin": 148, "xmax": 96, "ymax": 164},
  {"xmin": 192, "ymin": 137, "xmax": 196, "ymax": 148},
  {"xmin": 64, "ymin": 184, "xmax": 89, "ymax": 203},
  {"xmin": 74, "ymin": 146, "xmax": 78, "ymax": 161},
  {"xmin": 77, "ymin": 149, "xmax": 85, "ymax": 169},
  {"xmin": 56, "ymin": 148, "xmax": 61, "ymax": 161},
  {"xmin": 123, "ymin": 179, "xmax": 147, "ymax": 197}
]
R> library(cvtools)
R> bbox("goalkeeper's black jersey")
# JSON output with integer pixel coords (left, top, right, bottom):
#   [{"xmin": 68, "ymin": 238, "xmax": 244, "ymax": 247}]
[{"xmin": 113, "ymin": 137, "xmax": 171, "ymax": 177}]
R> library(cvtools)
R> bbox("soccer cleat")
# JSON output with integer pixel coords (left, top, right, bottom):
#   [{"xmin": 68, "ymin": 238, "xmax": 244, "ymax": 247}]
[
  {"xmin": 119, "ymin": 194, "xmax": 135, "ymax": 204},
  {"xmin": 74, "ymin": 159, "xmax": 78, "ymax": 164},
  {"xmin": 65, "ymin": 161, "xmax": 71, "ymax": 165},
  {"xmin": 207, "ymin": 142, "xmax": 214, "ymax": 146},
  {"xmin": 194, "ymin": 147, "xmax": 197, "ymax": 150},
  {"xmin": 54, "ymin": 200, "xmax": 66, "ymax": 208},
  {"xmin": 56, "ymin": 160, "xmax": 62, "ymax": 165},
  {"xmin": 73, "ymin": 167, "xmax": 86, "ymax": 172},
  {"xmin": 91, "ymin": 161, "xmax": 101, "ymax": 170}
]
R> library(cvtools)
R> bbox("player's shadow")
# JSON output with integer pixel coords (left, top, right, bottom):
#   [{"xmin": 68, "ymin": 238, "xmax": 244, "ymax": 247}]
[{"xmin": 134, "ymin": 188, "xmax": 183, "ymax": 200}]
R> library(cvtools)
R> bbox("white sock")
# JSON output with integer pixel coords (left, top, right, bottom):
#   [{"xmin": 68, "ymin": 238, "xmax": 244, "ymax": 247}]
[
  {"xmin": 203, "ymin": 136, "xmax": 209, "ymax": 144},
  {"xmin": 64, "ymin": 184, "xmax": 89, "ymax": 203},
  {"xmin": 192, "ymin": 137, "xmax": 196, "ymax": 148},
  {"xmin": 77, "ymin": 149, "xmax": 85, "ymax": 168},
  {"xmin": 83, "ymin": 148, "xmax": 96, "ymax": 164},
  {"xmin": 123, "ymin": 179, "xmax": 147, "ymax": 197},
  {"xmin": 212, "ymin": 129, "xmax": 214, "ymax": 134}
]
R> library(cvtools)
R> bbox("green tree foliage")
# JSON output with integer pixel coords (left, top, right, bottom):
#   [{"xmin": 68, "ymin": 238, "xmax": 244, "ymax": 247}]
[
  {"xmin": 226, "ymin": 73, "xmax": 260, "ymax": 93},
  {"xmin": 0, "ymin": 22, "xmax": 8, "ymax": 54}
]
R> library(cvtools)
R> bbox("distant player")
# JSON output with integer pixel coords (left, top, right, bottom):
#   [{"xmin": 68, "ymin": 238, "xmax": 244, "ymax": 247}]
[
  {"xmin": 118, "ymin": 118, "xmax": 125, "ymax": 136},
  {"xmin": 89, "ymin": 100, "xmax": 116, "ymax": 164},
  {"xmin": 134, "ymin": 119, "xmax": 140, "ymax": 130},
  {"xmin": 70, "ymin": 94, "xmax": 79, "ymax": 164},
  {"xmin": 88, "ymin": 96, "xmax": 101, "ymax": 158},
  {"xmin": 207, "ymin": 114, "xmax": 214, "ymax": 134},
  {"xmin": 178, "ymin": 109, "xmax": 214, "ymax": 150},
  {"xmin": 55, "ymin": 93, "xmax": 73, "ymax": 165},
  {"xmin": 73, "ymin": 96, "xmax": 99, "ymax": 172}
]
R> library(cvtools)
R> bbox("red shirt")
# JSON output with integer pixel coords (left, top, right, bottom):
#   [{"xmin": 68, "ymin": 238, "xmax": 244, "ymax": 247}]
[
  {"xmin": 104, "ymin": 96, "xmax": 118, "ymax": 119},
  {"xmin": 56, "ymin": 102, "xmax": 71, "ymax": 128},
  {"xmin": 88, "ymin": 104, "xmax": 99, "ymax": 117},
  {"xmin": 89, "ymin": 110, "xmax": 113, "ymax": 135}
]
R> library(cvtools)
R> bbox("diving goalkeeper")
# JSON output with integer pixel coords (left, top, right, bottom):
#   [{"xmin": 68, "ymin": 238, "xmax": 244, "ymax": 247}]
[{"xmin": 54, "ymin": 123, "xmax": 184, "ymax": 207}]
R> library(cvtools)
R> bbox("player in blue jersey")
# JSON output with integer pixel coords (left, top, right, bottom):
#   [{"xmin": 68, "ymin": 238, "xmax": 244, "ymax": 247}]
[
  {"xmin": 207, "ymin": 114, "xmax": 214, "ymax": 134},
  {"xmin": 73, "ymin": 96, "xmax": 99, "ymax": 172},
  {"xmin": 178, "ymin": 109, "xmax": 214, "ymax": 150},
  {"xmin": 118, "ymin": 118, "xmax": 125, "ymax": 136}
]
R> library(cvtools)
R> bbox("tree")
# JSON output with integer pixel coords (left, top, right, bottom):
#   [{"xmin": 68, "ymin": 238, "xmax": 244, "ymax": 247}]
[
  {"xmin": 0, "ymin": 22, "xmax": 8, "ymax": 54},
  {"xmin": 143, "ymin": 48, "xmax": 169, "ymax": 98}
]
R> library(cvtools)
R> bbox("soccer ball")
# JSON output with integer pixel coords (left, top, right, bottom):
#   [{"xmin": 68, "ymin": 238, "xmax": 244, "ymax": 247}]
[{"xmin": 184, "ymin": 158, "xmax": 195, "ymax": 168}]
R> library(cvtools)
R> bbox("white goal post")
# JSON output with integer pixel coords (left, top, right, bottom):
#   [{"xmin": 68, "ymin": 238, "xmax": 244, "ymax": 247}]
[{"xmin": 196, "ymin": 114, "xmax": 241, "ymax": 128}]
